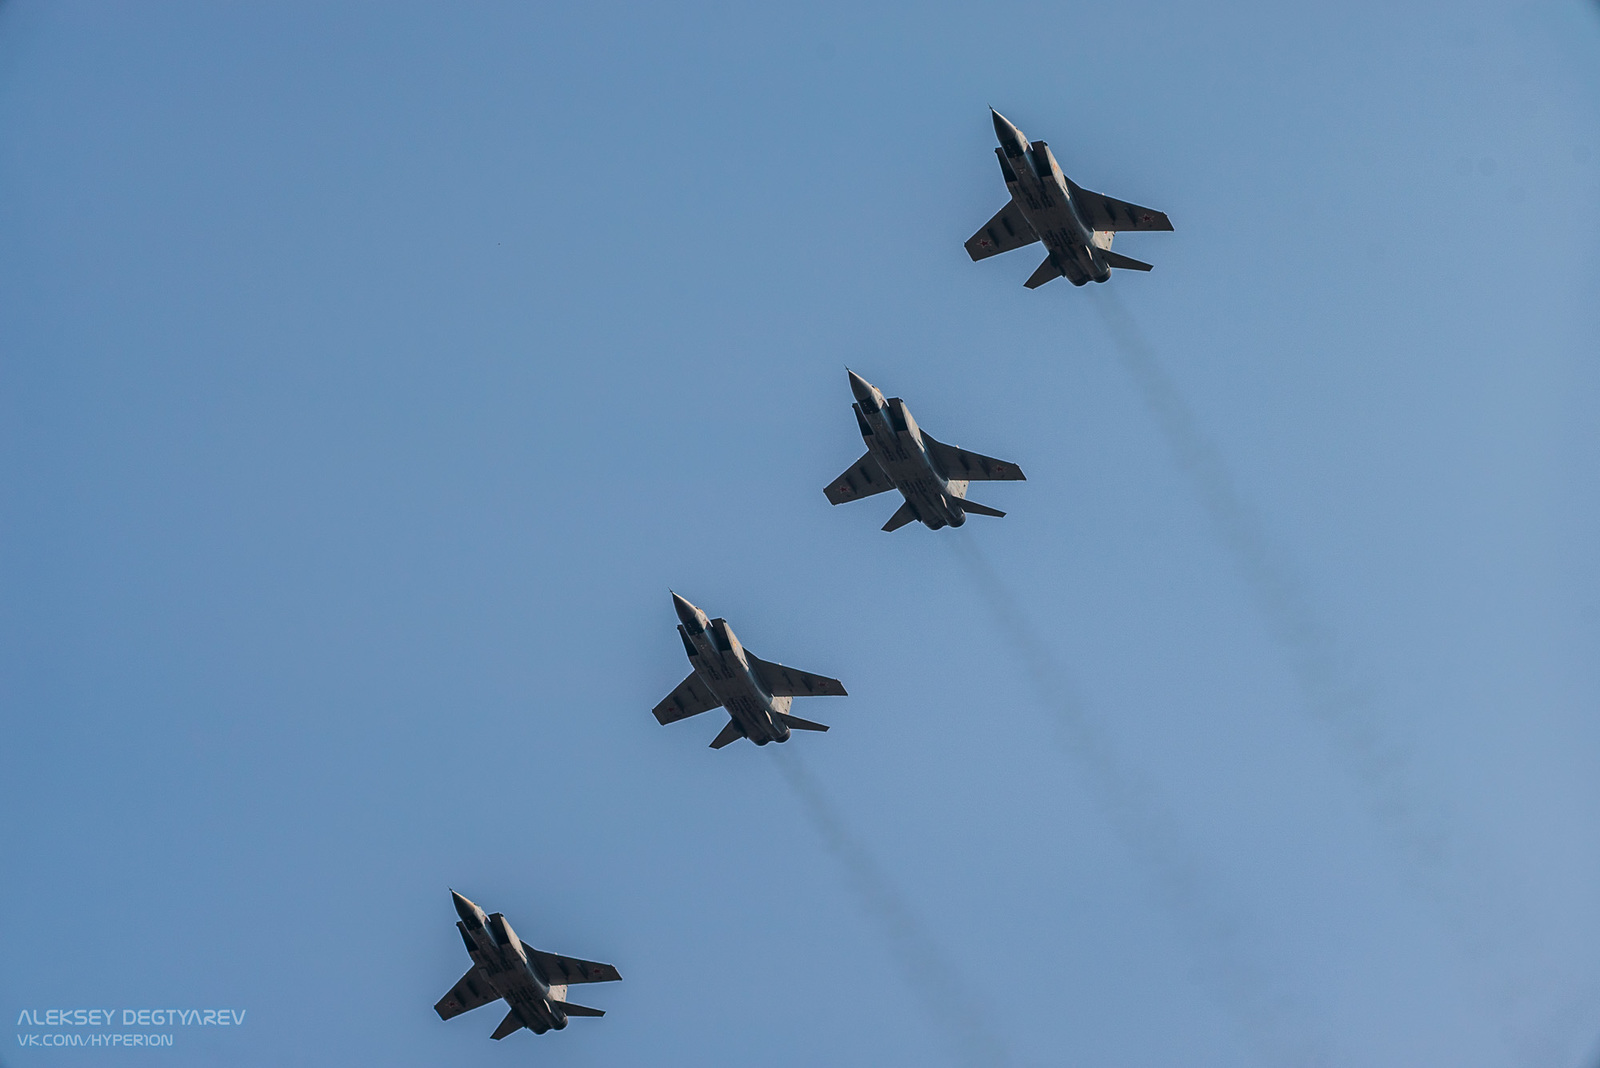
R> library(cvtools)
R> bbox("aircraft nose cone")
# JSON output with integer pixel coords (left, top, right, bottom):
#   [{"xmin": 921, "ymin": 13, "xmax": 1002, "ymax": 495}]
[
  {"xmin": 846, "ymin": 369, "xmax": 882, "ymax": 411},
  {"xmin": 672, "ymin": 592, "xmax": 704, "ymax": 632},
  {"xmin": 451, "ymin": 889, "xmax": 482, "ymax": 925},
  {"xmin": 990, "ymin": 108, "xmax": 1023, "ymax": 148}
]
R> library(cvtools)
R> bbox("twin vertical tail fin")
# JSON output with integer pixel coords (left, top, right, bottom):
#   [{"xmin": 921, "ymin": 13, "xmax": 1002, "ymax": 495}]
[{"xmin": 490, "ymin": 1010, "xmax": 523, "ymax": 1040}]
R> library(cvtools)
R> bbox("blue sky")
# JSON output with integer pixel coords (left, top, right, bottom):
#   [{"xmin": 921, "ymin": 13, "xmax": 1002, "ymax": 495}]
[{"xmin": 2, "ymin": 2, "xmax": 1598, "ymax": 1066}]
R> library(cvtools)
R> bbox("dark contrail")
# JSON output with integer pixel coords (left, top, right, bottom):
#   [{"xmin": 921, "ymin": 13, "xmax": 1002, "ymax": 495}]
[
  {"xmin": 771, "ymin": 747, "xmax": 1011, "ymax": 1068},
  {"xmin": 947, "ymin": 532, "xmax": 1331, "ymax": 1068},
  {"xmin": 1087, "ymin": 289, "xmax": 1543, "ymax": 1065},
  {"xmin": 1089, "ymin": 288, "xmax": 1439, "ymax": 869}
]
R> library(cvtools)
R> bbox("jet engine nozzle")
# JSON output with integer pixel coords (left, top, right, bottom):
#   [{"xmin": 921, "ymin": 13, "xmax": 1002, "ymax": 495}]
[
  {"xmin": 672, "ymin": 592, "xmax": 708, "ymax": 634},
  {"xmin": 990, "ymin": 108, "xmax": 1027, "ymax": 157},
  {"xmin": 452, "ymin": 889, "xmax": 488, "ymax": 930},
  {"xmin": 846, "ymin": 369, "xmax": 886, "ymax": 413}
]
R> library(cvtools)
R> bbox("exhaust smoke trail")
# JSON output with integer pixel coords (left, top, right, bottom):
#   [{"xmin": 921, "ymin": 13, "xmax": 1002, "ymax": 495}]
[
  {"xmin": 947, "ymin": 532, "xmax": 1330, "ymax": 1068},
  {"xmin": 1089, "ymin": 287, "xmax": 1437, "ymax": 868},
  {"xmin": 1088, "ymin": 290, "xmax": 1536, "ymax": 1067},
  {"xmin": 771, "ymin": 747, "xmax": 1011, "ymax": 1068}
]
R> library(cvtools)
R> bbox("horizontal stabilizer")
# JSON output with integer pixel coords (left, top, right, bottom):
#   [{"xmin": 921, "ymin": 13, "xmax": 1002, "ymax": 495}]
[
  {"xmin": 1100, "ymin": 249, "xmax": 1153, "ymax": 272},
  {"xmin": 1023, "ymin": 256, "xmax": 1060, "ymax": 289},
  {"xmin": 710, "ymin": 717, "xmax": 744, "ymax": 749},
  {"xmin": 552, "ymin": 1000, "xmax": 605, "ymax": 1018},
  {"xmin": 957, "ymin": 498, "xmax": 1006, "ymax": 518},
  {"xmin": 778, "ymin": 712, "xmax": 829, "ymax": 732},
  {"xmin": 882, "ymin": 501, "xmax": 919, "ymax": 532},
  {"xmin": 490, "ymin": 1009, "xmax": 522, "ymax": 1040}
]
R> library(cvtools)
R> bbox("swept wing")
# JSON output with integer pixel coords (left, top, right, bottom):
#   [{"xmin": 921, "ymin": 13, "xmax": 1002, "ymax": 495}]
[
  {"xmin": 748, "ymin": 653, "xmax": 847, "ymax": 697},
  {"xmin": 653, "ymin": 672, "xmax": 721, "ymax": 724},
  {"xmin": 921, "ymin": 432, "xmax": 1026, "ymax": 482},
  {"xmin": 435, "ymin": 966, "xmax": 499, "ymax": 1021},
  {"xmin": 528, "ymin": 950, "xmax": 623, "ymax": 986},
  {"xmin": 965, "ymin": 200, "xmax": 1039, "ymax": 261},
  {"xmin": 1066, "ymin": 180, "xmax": 1173, "ymax": 232},
  {"xmin": 824, "ymin": 451, "xmax": 893, "ymax": 504}
]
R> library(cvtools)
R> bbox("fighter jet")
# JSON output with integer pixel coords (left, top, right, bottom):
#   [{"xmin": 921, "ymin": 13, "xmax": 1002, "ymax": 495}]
[
  {"xmin": 966, "ymin": 108, "xmax": 1173, "ymax": 287},
  {"xmin": 824, "ymin": 370, "xmax": 1025, "ymax": 531},
  {"xmin": 434, "ymin": 890, "xmax": 620, "ymax": 1040},
  {"xmin": 653, "ymin": 592, "xmax": 846, "ymax": 748}
]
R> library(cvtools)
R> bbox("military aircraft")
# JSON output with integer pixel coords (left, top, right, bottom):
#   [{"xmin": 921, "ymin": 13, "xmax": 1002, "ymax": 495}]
[
  {"xmin": 966, "ymin": 108, "xmax": 1173, "ymax": 287},
  {"xmin": 824, "ymin": 370, "xmax": 1025, "ymax": 531},
  {"xmin": 434, "ymin": 890, "xmax": 620, "ymax": 1040},
  {"xmin": 653, "ymin": 592, "xmax": 846, "ymax": 748}
]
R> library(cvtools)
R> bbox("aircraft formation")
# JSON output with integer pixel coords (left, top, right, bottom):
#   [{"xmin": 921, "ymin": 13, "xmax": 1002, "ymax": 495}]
[{"xmin": 436, "ymin": 107, "xmax": 1171, "ymax": 1043}]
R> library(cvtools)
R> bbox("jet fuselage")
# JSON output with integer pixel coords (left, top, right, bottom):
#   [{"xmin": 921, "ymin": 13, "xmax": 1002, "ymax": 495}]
[
  {"xmin": 454, "ymin": 895, "xmax": 570, "ymax": 1035},
  {"xmin": 992, "ymin": 111, "xmax": 1112, "ymax": 286},
  {"xmin": 849, "ymin": 373, "xmax": 972, "ymax": 530},
  {"xmin": 675, "ymin": 598, "xmax": 792, "ymax": 745}
]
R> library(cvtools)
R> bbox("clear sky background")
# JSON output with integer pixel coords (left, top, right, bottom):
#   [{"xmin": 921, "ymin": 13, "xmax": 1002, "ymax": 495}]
[{"xmin": 2, "ymin": 2, "xmax": 1598, "ymax": 1066}]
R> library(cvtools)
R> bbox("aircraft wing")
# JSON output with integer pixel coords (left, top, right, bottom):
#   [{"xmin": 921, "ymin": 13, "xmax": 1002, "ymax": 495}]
[
  {"xmin": 653, "ymin": 671, "xmax": 721, "ymax": 725},
  {"xmin": 435, "ymin": 965, "xmax": 500, "ymax": 1021},
  {"xmin": 528, "ymin": 950, "xmax": 622, "ymax": 986},
  {"xmin": 748, "ymin": 653, "xmax": 848, "ymax": 698},
  {"xmin": 922, "ymin": 432, "xmax": 1026, "ymax": 482},
  {"xmin": 824, "ymin": 451, "xmax": 893, "ymax": 505},
  {"xmin": 1066, "ymin": 180, "xmax": 1173, "ymax": 231},
  {"xmin": 965, "ymin": 199, "xmax": 1039, "ymax": 261}
]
